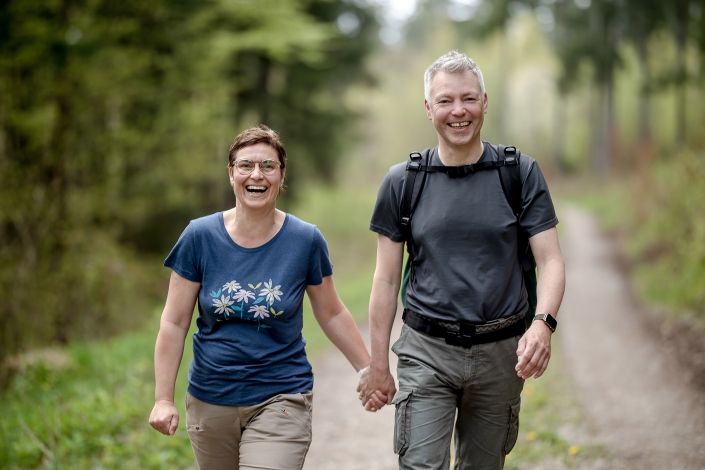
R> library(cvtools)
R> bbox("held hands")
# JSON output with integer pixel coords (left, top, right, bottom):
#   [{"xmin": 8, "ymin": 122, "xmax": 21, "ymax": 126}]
[
  {"xmin": 515, "ymin": 320, "xmax": 553, "ymax": 379},
  {"xmin": 149, "ymin": 400, "xmax": 180, "ymax": 436},
  {"xmin": 356, "ymin": 366, "xmax": 396, "ymax": 412}
]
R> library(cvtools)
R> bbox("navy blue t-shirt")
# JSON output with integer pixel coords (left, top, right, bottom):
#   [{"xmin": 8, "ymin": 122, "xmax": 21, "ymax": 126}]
[{"xmin": 164, "ymin": 212, "xmax": 333, "ymax": 406}]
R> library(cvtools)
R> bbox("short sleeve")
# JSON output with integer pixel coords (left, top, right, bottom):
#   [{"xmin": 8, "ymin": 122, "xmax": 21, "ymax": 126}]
[
  {"xmin": 519, "ymin": 159, "xmax": 559, "ymax": 237},
  {"xmin": 307, "ymin": 227, "xmax": 333, "ymax": 286},
  {"xmin": 369, "ymin": 166, "xmax": 405, "ymax": 242},
  {"xmin": 164, "ymin": 222, "xmax": 201, "ymax": 282}
]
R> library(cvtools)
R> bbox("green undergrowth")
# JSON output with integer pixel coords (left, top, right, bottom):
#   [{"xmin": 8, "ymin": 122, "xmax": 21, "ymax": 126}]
[
  {"xmin": 0, "ymin": 318, "xmax": 196, "ymax": 469},
  {"xmin": 571, "ymin": 150, "xmax": 705, "ymax": 324},
  {"xmin": 0, "ymin": 184, "xmax": 378, "ymax": 469}
]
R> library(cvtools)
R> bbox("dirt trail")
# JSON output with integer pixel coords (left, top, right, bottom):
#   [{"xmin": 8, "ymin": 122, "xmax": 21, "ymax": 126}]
[
  {"xmin": 303, "ymin": 204, "xmax": 705, "ymax": 470},
  {"xmin": 303, "ymin": 321, "xmax": 401, "ymax": 470},
  {"xmin": 560, "ymin": 205, "xmax": 705, "ymax": 469}
]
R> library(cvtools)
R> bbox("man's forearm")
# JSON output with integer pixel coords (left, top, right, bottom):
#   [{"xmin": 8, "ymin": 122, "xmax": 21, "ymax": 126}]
[
  {"xmin": 368, "ymin": 275, "xmax": 400, "ymax": 373},
  {"xmin": 535, "ymin": 257, "xmax": 565, "ymax": 318}
]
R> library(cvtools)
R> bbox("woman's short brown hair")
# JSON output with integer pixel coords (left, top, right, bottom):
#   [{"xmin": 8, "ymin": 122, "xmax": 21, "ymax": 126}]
[{"xmin": 228, "ymin": 125, "xmax": 287, "ymax": 172}]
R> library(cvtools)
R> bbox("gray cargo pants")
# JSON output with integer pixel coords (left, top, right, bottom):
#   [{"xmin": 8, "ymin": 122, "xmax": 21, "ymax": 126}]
[{"xmin": 391, "ymin": 323, "xmax": 524, "ymax": 470}]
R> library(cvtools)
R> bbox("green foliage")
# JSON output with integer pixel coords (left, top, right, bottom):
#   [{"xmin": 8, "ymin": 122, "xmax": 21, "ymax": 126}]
[
  {"xmin": 0, "ymin": 0, "xmax": 380, "ymax": 379},
  {"xmin": 0, "ymin": 320, "xmax": 196, "ymax": 469},
  {"xmin": 575, "ymin": 150, "xmax": 705, "ymax": 320},
  {"xmin": 627, "ymin": 152, "xmax": 705, "ymax": 316}
]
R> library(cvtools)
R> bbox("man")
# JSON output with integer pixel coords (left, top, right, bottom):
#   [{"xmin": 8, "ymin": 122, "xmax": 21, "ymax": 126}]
[{"xmin": 357, "ymin": 51, "xmax": 566, "ymax": 469}]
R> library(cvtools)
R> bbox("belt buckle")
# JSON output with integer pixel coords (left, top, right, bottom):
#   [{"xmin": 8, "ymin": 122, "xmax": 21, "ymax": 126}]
[{"xmin": 445, "ymin": 322, "xmax": 475, "ymax": 348}]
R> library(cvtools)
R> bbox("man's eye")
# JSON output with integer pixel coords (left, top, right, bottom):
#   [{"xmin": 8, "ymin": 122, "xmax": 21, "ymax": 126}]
[
  {"xmin": 261, "ymin": 161, "xmax": 276, "ymax": 171},
  {"xmin": 238, "ymin": 161, "xmax": 254, "ymax": 170}
]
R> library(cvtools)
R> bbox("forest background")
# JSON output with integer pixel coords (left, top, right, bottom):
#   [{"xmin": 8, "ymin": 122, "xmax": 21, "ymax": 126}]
[{"xmin": 1, "ymin": 0, "xmax": 704, "ymax": 468}]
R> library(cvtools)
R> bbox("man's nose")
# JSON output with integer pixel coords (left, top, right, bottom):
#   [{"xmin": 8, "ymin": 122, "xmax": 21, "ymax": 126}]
[{"xmin": 451, "ymin": 100, "xmax": 465, "ymax": 115}]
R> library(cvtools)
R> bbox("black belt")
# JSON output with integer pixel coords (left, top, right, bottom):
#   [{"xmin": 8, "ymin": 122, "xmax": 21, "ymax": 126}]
[{"xmin": 402, "ymin": 309, "xmax": 526, "ymax": 349}]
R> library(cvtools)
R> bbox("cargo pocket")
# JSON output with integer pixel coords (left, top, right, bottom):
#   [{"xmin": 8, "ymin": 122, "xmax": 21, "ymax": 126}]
[
  {"xmin": 503, "ymin": 397, "xmax": 521, "ymax": 455},
  {"xmin": 392, "ymin": 389, "xmax": 413, "ymax": 456}
]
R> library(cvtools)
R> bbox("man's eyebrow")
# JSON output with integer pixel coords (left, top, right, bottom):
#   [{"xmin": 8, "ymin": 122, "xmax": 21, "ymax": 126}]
[{"xmin": 435, "ymin": 91, "xmax": 479, "ymax": 101}]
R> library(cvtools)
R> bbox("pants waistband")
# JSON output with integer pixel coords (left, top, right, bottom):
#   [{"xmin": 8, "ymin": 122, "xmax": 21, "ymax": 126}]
[{"xmin": 402, "ymin": 309, "xmax": 526, "ymax": 349}]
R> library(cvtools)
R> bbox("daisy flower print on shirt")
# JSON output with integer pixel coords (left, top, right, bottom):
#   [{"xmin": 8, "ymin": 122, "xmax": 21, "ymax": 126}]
[
  {"xmin": 249, "ymin": 304, "xmax": 270, "ymax": 319},
  {"xmin": 222, "ymin": 280, "xmax": 241, "ymax": 294},
  {"xmin": 213, "ymin": 295, "xmax": 235, "ymax": 318},
  {"xmin": 233, "ymin": 289, "xmax": 255, "ymax": 304},
  {"xmin": 260, "ymin": 280, "xmax": 282, "ymax": 305}
]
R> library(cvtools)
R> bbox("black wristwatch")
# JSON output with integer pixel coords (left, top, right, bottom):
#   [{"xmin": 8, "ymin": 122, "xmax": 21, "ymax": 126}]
[{"xmin": 533, "ymin": 313, "xmax": 557, "ymax": 332}]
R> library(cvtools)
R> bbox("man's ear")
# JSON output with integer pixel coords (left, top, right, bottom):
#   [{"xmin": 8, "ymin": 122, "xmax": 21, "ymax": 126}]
[
  {"xmin": 483, "ymin": 93, "xmax": 489, "ymax": 114},
  {"xmin": 424, "ymin": 99, "xmax": 432, "ymax": 120}
]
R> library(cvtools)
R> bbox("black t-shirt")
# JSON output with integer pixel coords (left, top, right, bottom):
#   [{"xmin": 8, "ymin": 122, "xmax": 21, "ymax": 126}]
[{"xmin": 369, "ymin": 142, "xmax": 558, "ymax": 323}]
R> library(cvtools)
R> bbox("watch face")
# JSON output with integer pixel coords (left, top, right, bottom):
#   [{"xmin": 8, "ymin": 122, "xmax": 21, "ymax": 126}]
[{"xmin": 536, "ymin": 313, "xmax": 557, "ymax": 331}]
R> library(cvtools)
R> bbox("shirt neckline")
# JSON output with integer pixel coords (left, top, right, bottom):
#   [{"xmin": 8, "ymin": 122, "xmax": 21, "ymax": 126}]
[
  {"xmin": 217, "ymin": 211, "xmax": 290, "ymax": 252},
  {"xmin": 431, "ymin": 141, "xmax": 492, "ymax": 166}
]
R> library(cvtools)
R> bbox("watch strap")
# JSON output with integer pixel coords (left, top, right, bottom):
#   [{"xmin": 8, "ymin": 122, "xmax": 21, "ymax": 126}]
[{"xmin": 533, "ymin": 313, "xmax": 557, "ymax": 332}]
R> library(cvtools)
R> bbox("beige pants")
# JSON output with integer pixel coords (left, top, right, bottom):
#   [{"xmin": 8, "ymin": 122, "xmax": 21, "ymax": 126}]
[{"xmin": 185, "ymin": 391, "xmax": 313, "ymax": 470}]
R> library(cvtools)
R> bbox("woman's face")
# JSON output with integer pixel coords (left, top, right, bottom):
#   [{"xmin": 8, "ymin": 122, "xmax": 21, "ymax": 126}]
[{"xmin": 228, "ymin": 143, "xmax": 285, "ymax": 212}]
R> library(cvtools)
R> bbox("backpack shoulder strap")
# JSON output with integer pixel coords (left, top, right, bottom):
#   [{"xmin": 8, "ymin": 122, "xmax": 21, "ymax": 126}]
[
  {"xmin": 400, "ymin": 148, "xmax": 432, "ymax": 239},
  {"xmin": 496, "ymin": 144, "xmax": 523, "ymax": 217}
]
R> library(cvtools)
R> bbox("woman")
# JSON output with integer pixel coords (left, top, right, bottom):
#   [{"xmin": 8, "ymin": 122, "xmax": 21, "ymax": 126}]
[{"xmin": 149, "ymin": 125, "xmax": 374, "ymax": 469}]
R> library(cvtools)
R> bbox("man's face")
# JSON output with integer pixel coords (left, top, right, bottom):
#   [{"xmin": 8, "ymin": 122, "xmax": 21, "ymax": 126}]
[{"xmin": 424, "ymin": 71, "xmax": 488, "ymax": 151}]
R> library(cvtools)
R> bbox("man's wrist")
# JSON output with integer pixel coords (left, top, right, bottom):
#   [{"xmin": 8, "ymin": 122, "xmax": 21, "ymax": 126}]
[{"xmin": 532, "ymin": 313, "xmax": 557, "ymax": 332}]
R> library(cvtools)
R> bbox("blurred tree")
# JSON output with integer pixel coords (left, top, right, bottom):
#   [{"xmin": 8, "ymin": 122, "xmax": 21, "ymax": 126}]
[
  {"xmin": 228, "ymin": 0, "xmax": 378, "ymax": 189},
  {"xmin": 0, "ymin": 0, "xmax": 379, "ymax": 384}
]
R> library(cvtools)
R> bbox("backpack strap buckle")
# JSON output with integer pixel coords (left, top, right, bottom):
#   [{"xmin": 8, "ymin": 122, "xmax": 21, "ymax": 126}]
[{"xmin": 446, "ymin": 165, "xmax": 475, "ymax": 178}]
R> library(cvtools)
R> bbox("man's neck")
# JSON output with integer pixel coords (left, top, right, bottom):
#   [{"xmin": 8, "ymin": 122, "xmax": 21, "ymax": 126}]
[{"xmin": 437, "ymin": 139, "xmax": 484, "ymax": 166}]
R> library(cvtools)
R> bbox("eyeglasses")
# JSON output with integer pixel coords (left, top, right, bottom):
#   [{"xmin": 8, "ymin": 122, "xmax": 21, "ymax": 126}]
[{"xmin": 231, "ymin": 159, "xmax": 281, "ymax": 176}]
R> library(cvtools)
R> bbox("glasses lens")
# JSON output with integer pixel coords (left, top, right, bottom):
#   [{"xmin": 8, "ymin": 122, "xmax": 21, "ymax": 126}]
[
  {"xmin": 236, "ymin": 160, "xmax": 254, "ymax": 173},
  {"xmin": 260, "ymin": 160, "xmax": 278, "ymax": 174}
]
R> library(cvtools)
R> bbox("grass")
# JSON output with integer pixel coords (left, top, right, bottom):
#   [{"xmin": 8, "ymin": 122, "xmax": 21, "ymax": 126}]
[{"xmin": 0, "ymin": 318, "xmax": 196, "ymax": 469}]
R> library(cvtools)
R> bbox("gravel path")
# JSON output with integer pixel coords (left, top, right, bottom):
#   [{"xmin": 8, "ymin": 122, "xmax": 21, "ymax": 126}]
[{"xmin": 303, "ymin": 204, "xmax": 705, "ymax": 470}]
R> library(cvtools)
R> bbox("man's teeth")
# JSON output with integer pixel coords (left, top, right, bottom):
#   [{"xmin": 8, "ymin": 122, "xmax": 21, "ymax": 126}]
[
  {"xmin": 450, "ymin": 122, "xmax": 470, "ymax": 127},
  {"xmin": 246, "ymin": 186, "xmax": 267, "ymax": 192}
]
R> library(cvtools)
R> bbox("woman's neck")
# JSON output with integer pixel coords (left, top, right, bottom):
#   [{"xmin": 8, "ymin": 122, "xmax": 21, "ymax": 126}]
[{"xmin": 223, "ymin": 206, "xmax": 285, "ymax": 248}]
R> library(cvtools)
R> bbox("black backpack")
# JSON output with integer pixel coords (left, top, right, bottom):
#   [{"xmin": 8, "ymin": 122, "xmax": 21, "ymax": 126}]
[{"xmin": 399, "ymin": 145, "xmax": 538, "ymax": 328}]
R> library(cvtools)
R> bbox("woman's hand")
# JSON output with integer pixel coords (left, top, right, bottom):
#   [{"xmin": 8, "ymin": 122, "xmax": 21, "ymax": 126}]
[{"xmin": 149, "ymin": 399, "xmax": 180, "ymax": 435}]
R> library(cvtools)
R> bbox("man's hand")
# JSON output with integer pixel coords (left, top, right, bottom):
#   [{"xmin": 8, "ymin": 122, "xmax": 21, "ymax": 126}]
[
  {"xmin": 515, "ymin": 320, "xmax": 552, "ymax": 379},
  {"xmin": 357, "ymin": 367, "xmax": 396, "ymax": 412},
  {"xmin": 149, "ymin": 400, "xmax": 179, "ymax": 435}
]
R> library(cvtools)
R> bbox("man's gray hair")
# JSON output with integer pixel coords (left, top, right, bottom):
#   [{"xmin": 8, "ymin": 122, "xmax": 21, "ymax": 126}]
[{"xmin": 424, "ymin": 51, "xmax": 485, "ymax": 102}]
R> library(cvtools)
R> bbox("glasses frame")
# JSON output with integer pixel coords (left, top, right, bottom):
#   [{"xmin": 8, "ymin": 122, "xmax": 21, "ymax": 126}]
[{"xmin": 231, "ymin": 158, "xmax": 282, "ymax": 176}]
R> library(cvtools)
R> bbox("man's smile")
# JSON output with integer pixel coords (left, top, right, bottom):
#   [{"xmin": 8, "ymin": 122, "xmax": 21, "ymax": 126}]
[{"xmin": 449, "ymin": 121, "xmax": 470, "ymax": 128}]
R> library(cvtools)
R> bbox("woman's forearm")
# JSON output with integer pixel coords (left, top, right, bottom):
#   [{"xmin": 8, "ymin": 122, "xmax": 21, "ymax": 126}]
[
  {"xmin": 154, "ymin": 319, "xmax": 190, "ymax": 403},
  {"xmin": 317, "ymin": 307, "xmax": 370, "ymax": 372}
]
